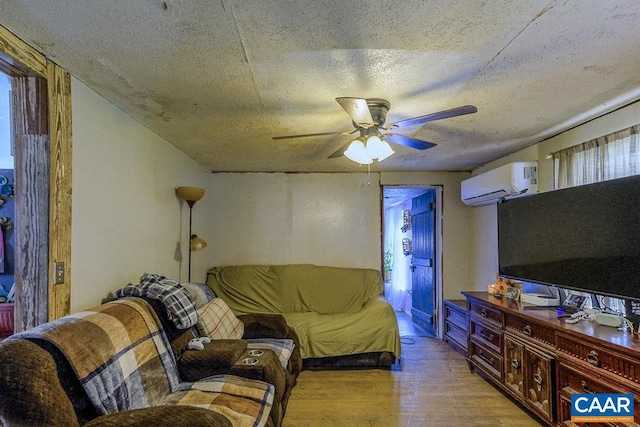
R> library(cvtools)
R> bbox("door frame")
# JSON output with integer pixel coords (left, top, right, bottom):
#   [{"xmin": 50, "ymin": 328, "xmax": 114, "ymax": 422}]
[
  {"xmin": 0, "ymin": 25, "xmax": 72, "ymax": 328},
  {"xmin": 381, "ymin": 185, "xmax": 443, "ymax": 339}
]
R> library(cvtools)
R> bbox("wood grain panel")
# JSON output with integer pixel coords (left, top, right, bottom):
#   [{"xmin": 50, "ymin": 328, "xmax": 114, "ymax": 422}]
[
  {"xmin": 14, "ymin": 134, "xmax": 49, "ymax": 330},
  {"xmin": 0, "ymin": 25, "xmax": 47, "ymax": 77},
  {"xmin": 2, "ymin": 24, "xmax": 72, "ymax": 327},
  {"xmin": 46, "ymin": 60, "xmax": 72, "ymax": 320}
]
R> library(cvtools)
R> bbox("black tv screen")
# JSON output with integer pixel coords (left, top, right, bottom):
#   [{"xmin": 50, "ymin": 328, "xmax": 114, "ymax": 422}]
[{"xmin": 498, "ymin": 174, "xmax": 640, "ymax": 301}]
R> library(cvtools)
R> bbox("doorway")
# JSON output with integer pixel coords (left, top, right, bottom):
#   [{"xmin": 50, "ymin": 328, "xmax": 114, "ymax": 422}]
[{"xmin": 382, "ymin": 185, "xmax": 443, "ymax": 338}]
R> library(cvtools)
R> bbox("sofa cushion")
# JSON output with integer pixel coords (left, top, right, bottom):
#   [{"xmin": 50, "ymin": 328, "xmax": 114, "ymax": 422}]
[
  {"xmin": 197, "ymin": 298, "xmax": 245, "ymax": 340},
  {"xmin": 182, "ymin": 282, "xmax": 217, "ymax": 308},
  {"xmin": 273, "ymin": 264, "xmax": 383, "ymax": 314},
  {"xmin": 207, "ymin": 265, "xmax": 282, "ymax": 314}
]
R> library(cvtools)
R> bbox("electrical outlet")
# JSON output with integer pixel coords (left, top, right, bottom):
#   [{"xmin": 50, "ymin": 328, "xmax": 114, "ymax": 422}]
[{"xmin": 54, "ymin": 262, "xmax": 65, "ymax": 285}]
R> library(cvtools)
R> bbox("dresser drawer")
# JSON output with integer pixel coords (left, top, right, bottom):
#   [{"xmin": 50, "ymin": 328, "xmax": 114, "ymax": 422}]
[
  {"xmin": 470, "ymin": 340, "xmax": 503, "ymax": 381},
  {"xmin": 557, "ymin": 362, "xmax": 640, "ymax": 423},
  {"xmin": 505, "ymin": 315, "xmax": 554, "ymax": 348},
  {"xmin": 470, "ymin": 319, "xmax": 502, "ymax": 353},
  {"xmin": 444, "ymin": 301, "xmax": 468, "ymax": 330},
  {"xmin": 556, "ymin": 332, "xmax": 640, "ymax": 386},
  {"xmin": 445, "ymin": 321, "xmax": 467, "ymax": 349},
  {"xmin": 468, "ymin": 301, "xmax": 503, "ymax": 327}
]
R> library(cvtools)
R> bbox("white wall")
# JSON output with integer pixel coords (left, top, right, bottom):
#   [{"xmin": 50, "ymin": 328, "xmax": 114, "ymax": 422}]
[
  {"xmin": 70, "ymin": 78, "xmax": 211, "ymax": 312},
  {"xmin": 469, "ymin": 101, "xmax": 640, "ymax": 289},
  {"xmin": 209, "ymin": 172, "xmax": 381, "ymax": 269}
]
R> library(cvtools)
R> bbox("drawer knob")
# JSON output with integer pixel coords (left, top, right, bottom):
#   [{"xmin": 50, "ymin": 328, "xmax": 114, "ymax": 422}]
[
  {"xmin": 511, "ymin": 359, "xmax": 520, "ymax": 370},
  {"xmin": 580, "ymin": 380, "xmax": 593, "ymax": 394},
  {"xmin": 480, "ymin": 330, "xmax": 495, "ymax": 342},
  {"xmin": 478, "ymin": 350, "xmax": 495, "ymax": 366},
  {"xmin": 586, "ymin": 350, "xmax": 600, "ymax": 367},
  {"xmin": 481, "ymin": 308, "xmax": 488, "ymax": 318},
  {"xmin": 523, "ymin": 325, "xmax": 532, "ymax": 336}
]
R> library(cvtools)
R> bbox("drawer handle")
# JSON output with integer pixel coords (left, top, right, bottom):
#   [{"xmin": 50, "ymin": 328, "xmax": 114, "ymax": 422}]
[
  {"xmin": 523, "ymin": 325, "xmax": 532, "ymax": 336},
  {"xmin": 478, "ymin": 350, "xmax": 494, "ymax": 366},
  {"xmin": 511, "ymin": 359, "xmax": 520, "ymax": 370},
  {"xmin": 533, "ymin": 373, "xmax": 543, "ymax": 385},
  {"xmin": 580, "ymin": 380, "xmax": 593, "ymax": 394},
  {"xmin": 586, "ymin": 350, "xmax": 600, "ymax": 367},
  {"xmin": 480, "ymin": 308, "xmax": 488, "ymax": 318},
  {"xmin": 479, "ymin": 330, "xmax": 495, "ymax": 342}
]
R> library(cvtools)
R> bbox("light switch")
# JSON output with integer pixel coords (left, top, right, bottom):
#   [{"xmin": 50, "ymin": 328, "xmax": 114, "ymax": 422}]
[{"xmin": 54, "ymin": 262, "xmax": 65, "ymax": 285}]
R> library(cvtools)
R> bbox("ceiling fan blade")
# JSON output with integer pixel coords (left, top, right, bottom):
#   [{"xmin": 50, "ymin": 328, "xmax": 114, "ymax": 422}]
[
  {"xmin": 383, "ymin": 134, "xmax": 437, "ymax": 150},
  {"xmin": 327, "ymin": 141, "xmax": 351, "ymax": 159},
  {"xmin": 273, "ymin": 130, "xmax": 354, "ymax": 140},
  {"xmin": 386, "ymin": 105, "xmax": 477, "ymax": 129},
  {"xmin": 335, "ymin": 97, "xmax": 375, "ymax": 128}
]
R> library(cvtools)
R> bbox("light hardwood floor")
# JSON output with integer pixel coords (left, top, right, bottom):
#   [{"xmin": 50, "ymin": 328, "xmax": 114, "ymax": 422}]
[{"xmin": 283, "ymin": 312, "xmax": 542, "ymax": 426}]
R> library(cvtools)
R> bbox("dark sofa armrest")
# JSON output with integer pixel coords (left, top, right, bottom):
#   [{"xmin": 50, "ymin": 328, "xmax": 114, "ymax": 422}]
[
  {"xmin": 84, "ymin": 405, "xmax": 232, "ymax": 427},
  {"xmin": 178, "ymin": 339, "xmax": 247, "ymax": 382},
  {"xmin": 237, "ymin": 313, "xmax": 302, "ymax": 378},
  {"xmin": 0, "ymin": 339, "xmax": 83, "ymax": 427},
  {"xmin": 238, "ymin": 313, "xmax": 293, "ymax": 339}
]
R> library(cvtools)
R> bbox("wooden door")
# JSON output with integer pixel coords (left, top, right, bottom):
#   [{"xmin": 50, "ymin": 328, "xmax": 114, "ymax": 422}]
[
  {"xmin": 524, "ymin": 346, "xmax": 554, "ymax": 422},
  {"xmin": 410, "ymin": 190, "xmax": 436, "ymax": 336},
  {"xmin": 504, "ymin": 335, "xmax": 524, "ymax": 397}
]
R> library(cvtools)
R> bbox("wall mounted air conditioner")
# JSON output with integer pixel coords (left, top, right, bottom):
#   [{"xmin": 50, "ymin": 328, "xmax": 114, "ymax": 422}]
[{"xmin": 461, "ymin": 161, "xmax": 538, "ymax": 206}]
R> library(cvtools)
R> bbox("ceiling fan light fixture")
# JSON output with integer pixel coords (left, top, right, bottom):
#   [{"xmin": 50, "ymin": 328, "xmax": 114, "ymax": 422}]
[
  {"xmin": 344, "ymin": 139, "xmax": 373, "ymax": 164},
  {"xmin": 366, "ymin": 135, "xmax": 394, "ymax": 161}
]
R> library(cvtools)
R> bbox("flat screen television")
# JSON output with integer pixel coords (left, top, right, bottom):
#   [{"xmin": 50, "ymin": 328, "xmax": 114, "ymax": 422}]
[{"xmin": 497, "ymin": 174, "xmax": 640, "ymax": 302}]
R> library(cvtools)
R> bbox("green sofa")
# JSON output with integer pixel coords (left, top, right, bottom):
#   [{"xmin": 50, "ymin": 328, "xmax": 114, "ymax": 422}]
[{"xmin": 207, "ymin": 264, "xmax": 401, "ymax": 368}]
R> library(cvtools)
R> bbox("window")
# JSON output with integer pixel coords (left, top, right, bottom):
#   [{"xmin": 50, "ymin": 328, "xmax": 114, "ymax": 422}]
[
  {"xmin": 553, "ymin": 124, "xmax": 640, "ymax": 316},
  {"xmin": 553, "ymin": 124, "xmax": 640, "ymax": 189}
]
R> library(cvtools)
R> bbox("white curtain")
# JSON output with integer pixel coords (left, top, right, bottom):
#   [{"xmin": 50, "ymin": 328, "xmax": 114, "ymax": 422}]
[
  {"xmin": 554, "ymin": 123, "xmax": 640, "ymax": 314},
  {"xmin": 383, "ymin": 204, "xmax": 412, "ymax": 311},
  {"xmin": 555, "ymin": 124, "xmax": 640, "ymax": 188}
]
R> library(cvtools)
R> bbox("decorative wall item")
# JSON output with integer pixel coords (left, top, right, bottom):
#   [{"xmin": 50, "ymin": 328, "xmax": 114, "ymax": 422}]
[
  {"xmin": 402, "ymin": 238, "xmax": 412, "ymax": 256},
  {"xmin": 401, "ymin": 209, "xmax": 411, "ymax": 232}
]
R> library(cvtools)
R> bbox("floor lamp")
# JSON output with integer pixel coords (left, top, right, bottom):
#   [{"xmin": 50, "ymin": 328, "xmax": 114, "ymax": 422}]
[{"xmin": 176, "ymin": 186, "xmax": 207, "ymax": 281}]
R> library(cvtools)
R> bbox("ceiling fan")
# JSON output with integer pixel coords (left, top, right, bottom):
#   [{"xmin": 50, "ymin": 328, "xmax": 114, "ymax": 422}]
[{"xmin": 273, "ymin": 97, "xmax": 477, "ymax": 164}]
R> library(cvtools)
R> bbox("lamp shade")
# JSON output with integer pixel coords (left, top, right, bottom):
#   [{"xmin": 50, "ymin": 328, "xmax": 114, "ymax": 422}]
[
  {"xmin": 176, "ymin": 186, "xmax": 205, "ymax": 203},
  {"xmin": 344, "ymin": 139, "xmax": 373, "ymax": 164},
  {"xmin": 190, "ymin": 235, "xmax": 207, "ymax": 252},
  {"xmin": 366, "ymin": 135, "xmax": 395, "ymax": 161}
]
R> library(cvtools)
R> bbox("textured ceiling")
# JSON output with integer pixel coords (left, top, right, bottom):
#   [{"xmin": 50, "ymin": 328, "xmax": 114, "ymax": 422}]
[{"xmin": 1, "ymin": 1, "xmax": 640, "ymax": 172}]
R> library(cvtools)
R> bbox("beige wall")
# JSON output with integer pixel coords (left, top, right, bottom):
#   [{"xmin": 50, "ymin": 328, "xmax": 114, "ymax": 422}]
[
  {"xmin": 208, "ymin": 172, "xmax": 382, "ymax": 269},
  {"xmin": 70, "ymin": 78, "xmax": 212, "ymax": 312},
  {"xmin": 469, "ymin": 101, "xmax": 640, "ymax": 290}
]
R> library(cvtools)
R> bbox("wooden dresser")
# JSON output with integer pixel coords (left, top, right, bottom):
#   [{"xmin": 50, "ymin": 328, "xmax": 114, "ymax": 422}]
[
  {"xmin": 444, "ymin": 299, "xmax": 468, "ymax": 356},
  {"xmin": 463, "ymin": 291, "xmax": 640, "ymax": 426}
]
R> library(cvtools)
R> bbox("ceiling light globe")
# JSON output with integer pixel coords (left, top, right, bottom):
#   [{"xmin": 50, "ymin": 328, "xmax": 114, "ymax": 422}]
[
  {"xmin": 344, "ymin": 139, "xmax": 373, "ymax": 164},
  {"xmin": 366, "ymin": 136, "xmax": 394, "ymax": 161}
]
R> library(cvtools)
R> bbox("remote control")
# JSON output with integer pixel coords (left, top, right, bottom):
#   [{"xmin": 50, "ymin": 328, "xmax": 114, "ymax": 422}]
[{"xmin": 187, "ymin": 337, "xmax": 211, "ymax": 351}]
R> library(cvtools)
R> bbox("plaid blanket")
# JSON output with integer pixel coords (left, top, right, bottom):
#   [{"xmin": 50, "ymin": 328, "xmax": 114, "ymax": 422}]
[
  {"xmin": 246, "ymin": 338, "xmax": 295, "ymax": 370},
  {"xmin": 12, "ymin": 298, "xmax": 274, "ymax": 427},
  {"xmin": 115, "ymin": 273, "xmax": 198, "ymax": 329}
]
